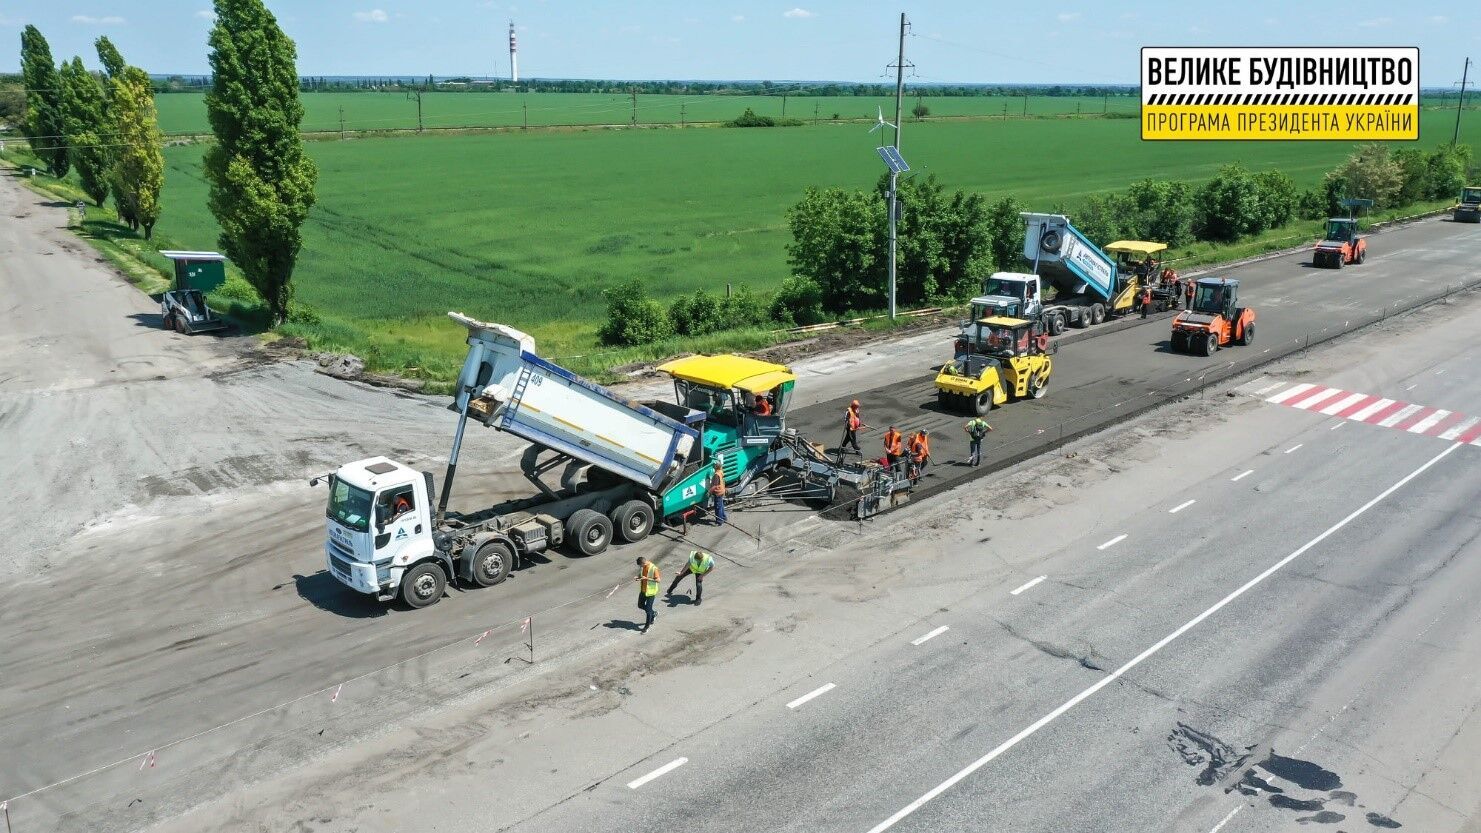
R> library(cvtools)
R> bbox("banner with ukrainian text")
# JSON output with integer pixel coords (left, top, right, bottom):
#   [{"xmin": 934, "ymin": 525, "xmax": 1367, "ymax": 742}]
[{"xmin": 1141, "ymin": 47, "xmax": 1419, "ymax": 141}]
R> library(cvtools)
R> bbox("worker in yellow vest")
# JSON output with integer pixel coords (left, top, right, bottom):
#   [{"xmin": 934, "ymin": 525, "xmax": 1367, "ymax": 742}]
[
  {"xmin": 667, "ymin": 549, "xmax": 716, "ymax": 606},
  {"xmin": 635, "ymin": 556, "xmax": 661, "ymax": 633}
]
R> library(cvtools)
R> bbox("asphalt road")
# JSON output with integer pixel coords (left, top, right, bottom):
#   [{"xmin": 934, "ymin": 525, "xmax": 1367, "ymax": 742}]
[{"xmin": 2, "ymin": 160, "xmax": 1479, "ymax": 832}]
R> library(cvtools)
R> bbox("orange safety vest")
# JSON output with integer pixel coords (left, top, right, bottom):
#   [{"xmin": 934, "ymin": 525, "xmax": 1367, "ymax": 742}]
[
  {"xmin": 640, "ymin": 562, "xmax": 660, "ymax": 597},
  {"xmin": 845, "ymin": 406, "xmax": 861, "ymax": 430},
  {"xmin": 710, "ymin": 474, "xmax": 727, "ymax": 496},
  {"xmin": 755, "ymin": 397, "xmax": 772, "ymax": 416},
  {"xmin": 909, "ymin": 434, "xmax": 929, "ymax": 461},
  {"xmin": 883, "ymin": 429, "xmax": 903, "ymax": 456}
]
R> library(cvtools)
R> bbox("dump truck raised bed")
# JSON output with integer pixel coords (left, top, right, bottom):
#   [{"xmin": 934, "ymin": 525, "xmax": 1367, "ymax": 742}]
[
  {"xmin": 317, "ymin": 313, "xmax": 905, "ymax": 609},
  {"xmin": 957, "ymin": 214, "xmax": 1143, "ymax": 353}
]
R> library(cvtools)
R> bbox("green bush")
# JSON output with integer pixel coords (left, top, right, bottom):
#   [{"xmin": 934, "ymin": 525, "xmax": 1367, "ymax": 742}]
[
  {"xmin": 597, "ymin": 280, "xmax": 673, "ymax": 346},
  {"xmin": 1194, "ymin": 163, "xmax": 1264, "ymax": 242},
  {"xmin": 1296, "ymin": 188, "xmax": 1328, "ymax": 220},
  {"xmin": 1422, "ymin": 144, "xmax": 1471, "ymax": 200},
  {"xmin": 1253, "ymin": 170, "xmax": 1298, "ymax": 231},
  {"xmin": 1121, "ymin": 179, "xmax": 1194, "ymax": 247},
  {"xmin": 724, "ymin": 107, "xmax": 803, "ymax": 128},
  {"xmin": 1323, "ymin": 143, "xmax": 1403, "ymax": 209},
  {"xmin": 719, "ymin": 286, "xmax": 770, "ymax": 329},
  {"xmin": 287, "ymin": 302, "xmax": 322, "ymax": 325},
  {"xmin": 769, "ymin": 276, "xmax": 826, "ymax": 326},
  {"xmin": 669, "ymin": 289, "xmax": 724, "ymax": 336}
]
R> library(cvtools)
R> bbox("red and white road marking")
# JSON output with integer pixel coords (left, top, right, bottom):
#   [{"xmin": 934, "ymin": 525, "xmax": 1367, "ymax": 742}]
[{"xmin": 1260, "ymin": 382, "xmax": 1481, "ymax": 445}]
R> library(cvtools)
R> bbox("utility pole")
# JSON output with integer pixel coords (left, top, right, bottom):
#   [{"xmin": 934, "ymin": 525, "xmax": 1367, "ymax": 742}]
[
  {"xmin": 407, "ymin": 89, "xmax": 424, "ymax": 133},
  {"xmin": 1454, "ymin": 57, "xmax": 1472, "ymax": 146},
  {"xmin": 814, "ymin": 102, "xmax": 820, "ymax": 123},
  {"xmin": 882, "ymin": 12, "xmax": 910, "ymax": 321},
  {"xmin": 630, "ymin": 87, "xmax": 638, "ymax": 126},
  {"xmin": 338, "ymin": 105, "xmax": 345, "ymax": 139},
  {"xmin": 782, "ymin": 92, "xmax": 788, "ymax": 118},
  {"xmin": 1023, "ymin": 95, "xmax": 1028, "ymax": 116},
  {"xmin": 523, "ymin": 100, "xmax": 528, "ymax": 130},
  {"xmin": 680, "ymin": 103, "xmax": 686, "ymax": 128}
]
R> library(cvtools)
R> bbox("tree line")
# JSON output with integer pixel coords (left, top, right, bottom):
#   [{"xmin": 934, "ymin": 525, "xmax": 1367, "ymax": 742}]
[
  {"xmin": 599, "ymin": 141, "xmax": 1472, "ymax": 348},
  {"xmin": 17, "ymin": 28, "xmax": 164, "ymax": 236},
  {"xmin": 15, "ymin": 0, "xmax": 317, "ymax": 326}
]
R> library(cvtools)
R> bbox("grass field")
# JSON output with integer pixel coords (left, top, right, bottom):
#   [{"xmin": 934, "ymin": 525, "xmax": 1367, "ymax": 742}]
[
  {"xmin": 152, "ymin": 91, "xmax": 1146, "ymax": 135},
  {"xmin": 91, "ymin": 105, "xmax": 1481, "ymax": 379}
]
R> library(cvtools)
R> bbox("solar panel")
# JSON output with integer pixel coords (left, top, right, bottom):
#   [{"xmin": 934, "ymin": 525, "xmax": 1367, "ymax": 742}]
[{"xmin": 876, "ymin": 145, "xmax": 910, "ymax": 174}]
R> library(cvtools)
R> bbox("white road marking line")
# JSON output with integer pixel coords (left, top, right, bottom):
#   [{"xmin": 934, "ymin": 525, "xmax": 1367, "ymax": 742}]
[
  {"xmin": 1284, "ymin": 444, "xmax": 1303, "ymax": 454},
  {"xmin": 1097, "ymin": 534, "xmax": 1127, "ymax": 551},
  {"xmin": 1254, "ymin": 381, "xmax": 1285, "ymax": 396},
  {"xmin": 1329, "ymin": 422, "xmax": 1345, "ymax": 430},
  {"xmin": 1318, "ymin": 392, "xmax": 1367, "ymax": 415},
  {"xmin": 912, "ymin": 626, "xmax": 950, "ymax": 646},
  {"xmin": 1435, "ymin": 369, "xmax": 1446, "ymax": 376},
  {"xmin": 1378, "ymin": 403, "xmax": 1423, "ymax": 428},
  {"xmin": 1409, "ymin": 409, "xmax": 1450, "ymax": 434},
  {"xmin": 861, "ymin": 442, "xmax": 1462, "ymax": 833},
  {"xmin": 1405, "ymin": 383, "xmax": 1417, "ymax": 390},
  {"xmin": 1169, "ymin": 499, "xmax": 1196, "ymax": 513},
  {"xmin": 1231, "ymin": 469, "xmax": 1254, "ymax": 482},
  {"xmin": 1440, "ymin": 416, "xmax": 1481, "ymax": 441},
  {"xmin": 1350, "ymin": 397, "xmax": 1396, "ymax": 421},
  {"xmin": 1208, "ymin": 805, "xmax": 1244, "ymax": 833},
  {"xmin": 787, "ymin": 683, "xmax": 836, "ymax": 709},
  {"xmin": 627, "ymin": 757, "xmax": 688, "ymax": 789},
  {"xmin": 1009, "ymin": 576, "xmax": 1047, "ymax": 596},
  {"xmin": 1266, "ymin": 382, "xmax": 1316, "ymax": 404}
]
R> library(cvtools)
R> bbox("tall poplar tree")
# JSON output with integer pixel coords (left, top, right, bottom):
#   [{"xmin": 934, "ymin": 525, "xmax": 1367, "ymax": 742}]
[
  {"xmin": 19, "ymin": 25, "xmax": 67, "ymax": 176},
  {"xmin": 109, "ymin": 67, "xmax": 164, "ymax": 238},
  {"xmin": 204, "ymin": 0, "xmax": 318, "ymax": 325},
  {"xmin": 58, "ymin": 58, "xmax": 110, "ymax": 205},
  {"xmin": 94, "ymin": 36, "xmax": 131, "ymax": 222}
]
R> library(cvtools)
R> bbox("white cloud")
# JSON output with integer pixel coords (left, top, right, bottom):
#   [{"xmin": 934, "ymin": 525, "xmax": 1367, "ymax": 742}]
[
  {"xmin": 353, "ymin": 9, "xmax": 389, "ymax": 23},
  {"xmin": 731, "ymin": 14, "xmax": 745, "ymax": 22},
  {"xmin": 1357, "ymin": 17, "xmax": 1391, "ymax": 27},
  {"xmin": 71, "ymin": 14, "xmax": 126, "ymax": 25},
  {"xmin": 783, "ymin": 8, "xmax": 816, "ymax": 18},
  {"xmin": 196, "ymin": 9, "xmax": 215, "ymax": 20},
  {"xmin": 1056, "ymin": 11, "xmax": 1080, "ymax": 22}
]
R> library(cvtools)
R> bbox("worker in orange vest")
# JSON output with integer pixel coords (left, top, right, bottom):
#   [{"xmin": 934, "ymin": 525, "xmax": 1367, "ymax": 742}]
[
  {"xmin": 1140, "ymin": 285, "xmax": 1153, "ymax": 318},
  {"xmin": 1184, "ymin": 279, "xmax": 1195, "ymax": 310},
  {"xmin": 883, "ymin": 425, "xmax": 904, "ymax": 473},
  {"xmin": 634, "ymin": 556, "xmax": 661, "ymax": 633},
  {"xmin": 840, "ymin": 399, "xmax": 864, "ymax": 454},
  {"xmin": 908, "ymin": 429, "xmax": 931, "ymax": 484},
  {"xmin": 753, "ymin": 393, "xmax": 773, "ymax": 416},
  {"xmin": 709, "ymin": 461, "xmax": 728, "ymax": 525}
]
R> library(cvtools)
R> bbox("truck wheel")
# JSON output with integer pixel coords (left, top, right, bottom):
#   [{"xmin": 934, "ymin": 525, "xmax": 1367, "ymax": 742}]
[
  {"xmin": 566, "ymin": 509, "xmax": 612, "ymax": 556},
  {"xmin": 400, "ymin": 562, "xmax": 446, "ymax": 609},
  {"xmin": 1239, "ymin": 322, "xmax": 1255, "ymax": 346},
  {"xmin": 972, "ymin": 390, "xmax": 992, "ymax": 416},
  {"xmin": 1090, "ymin": 303, "xmax": 1105, "ymax": 325},
  {"xmin": 1047, "ymin": 314, "xmax": 1065, "ymax": 336},
  {"xmin": 612, "ymin": 500, "xmax": 654, "ymax": 543},
  {"xmin": 1070, "ymin": 310, "xmax": 1089, "ymax": 329},
  {"xmin": 470, "ymin": 541, "xmax": 514, "ymax": 587}
]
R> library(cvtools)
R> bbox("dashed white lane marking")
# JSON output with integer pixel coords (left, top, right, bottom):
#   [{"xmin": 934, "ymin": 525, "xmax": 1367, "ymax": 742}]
[
  {"xmin": 1009, "ymin": 576, "xmax": 1047, "ymax": 596},
  {"xmin": 787, "ymin": 683, "xmax": 836, "ymax": 709},
  {"xmin": 628, "ymin": 758, "xmax": 688, "ymax": 789},
  {"xmin": 861, "ymin": 442, "xmax": 1462, "ymax": 833},
  {"xmin": 912, "ymin": 626, "xmax": 950, "ymax": 646},
  {"xmin": 1285, "ymin": 444, "xmax": 1303, "ymax": 454},
  {"xmin": 1329, "ymin": 421, "xmax": 1345, "ymax": 430},
  {"xmin": 1405, "ymin": 383, "xmax": 1418, "ymax": 391},
  {"xmin": 1097, "ymin": 534, "xmax": 1127, "ymax": 551},
  {"xmin": 1208, "ymin": 805, "xmax": 1244, "ymax": 833},
  {"xmin": 1231, "ymin": 469, "xmax": 1254, "ymax": 482},
  {"xmin": 1169, "ymin": 499, "xmax": 1196, "ymax": 513}
]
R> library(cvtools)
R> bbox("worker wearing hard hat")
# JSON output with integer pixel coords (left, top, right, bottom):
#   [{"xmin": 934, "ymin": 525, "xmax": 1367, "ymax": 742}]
[
  {"xmin": 840, "ymin": 399, "xmax": 864, "ymax": 454},
  {"xmin": 667, "ymin": 549, "xmax": 716, "ymax": 606}
]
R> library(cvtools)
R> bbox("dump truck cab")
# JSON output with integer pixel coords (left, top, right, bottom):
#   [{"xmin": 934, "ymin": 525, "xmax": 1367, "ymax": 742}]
[
  {"xmin": 957, "ymin": 272, "xmax": 1042, "ymax": 353},
  {"xmin": 1314, "ymin": 218, "xmax": 1367, "ymax": 268},
  {"xmin": 1171, "ymin": 277, "xmax": 1256, "ymax": 356},
  {"xmin": 1454, "ymin": 186, "xmax": 1481, "ymax": 223},
  {"xmin": 936, "ymin": 316, "xmax": 1053, "ymax": 415},
  {"xmin": 322, "ymin": 457, "xmax": 439, "ymax": 600}
]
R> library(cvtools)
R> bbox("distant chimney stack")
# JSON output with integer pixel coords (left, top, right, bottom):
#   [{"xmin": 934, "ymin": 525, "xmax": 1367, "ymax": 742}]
[{"xmin": 509, "ymin": 20, "xmax": 518, "ymax": 84}]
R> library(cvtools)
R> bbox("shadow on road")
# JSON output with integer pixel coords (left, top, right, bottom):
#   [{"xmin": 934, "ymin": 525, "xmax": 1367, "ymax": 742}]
[
  {"xmin": 127, "ymin": 311, "xmax": 167, "ymax": 329},
  {"xmin": 600, "ymin": 619, "xmax": 644, "ymax": 632},
  {"xmin": 293, "ymin": 571, "xmax": 389, "ymax": 618}
]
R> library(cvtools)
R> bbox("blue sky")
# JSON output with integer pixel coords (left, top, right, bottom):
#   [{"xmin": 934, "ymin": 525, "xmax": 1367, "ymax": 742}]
[{"xmin": 3, "ymin": 1, "xmax": 1477, "ymax": 85}]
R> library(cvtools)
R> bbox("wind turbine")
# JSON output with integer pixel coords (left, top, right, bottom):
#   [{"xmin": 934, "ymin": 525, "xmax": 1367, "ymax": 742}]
[{"xmin": 869, "ymin": 106, "xmax": 898, "ymax": 136}]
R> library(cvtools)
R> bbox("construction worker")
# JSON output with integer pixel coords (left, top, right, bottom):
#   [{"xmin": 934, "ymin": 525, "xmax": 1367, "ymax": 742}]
[
  {"xmin": 709, "ymin": 461, "xmax": 728, "ymax": 525},
  {"xmin": 1140, "ymin": 285, "xmax": 1153, "ymax": 318},
  {"xmin": 883, "ymin": 425, "xmax": 904, "ymax": 473},
  {"xmin": 840, "ymin": 400, "xmax": 863, "ymax": 454},
  {"xmin": 964, "ymin": 417, "xmax": 992, "ymax": 467},
  {"xmin": 908, "ymin": 429, "xmax": 931, "ymax": 484},
  {"xmin": 635, "ymin": 557, "xmax": 661, "ymax": 632},
  {"xmin": 667, "ymin": 549, "xmax": 715, "ymax": 605},
  {"xmin": 753, "ymin": 393, "xmax": 773, "ymax": 417},
  {"xmin": 1183, "ymin": 279, "xmax": 1194, "ymax": 310}
]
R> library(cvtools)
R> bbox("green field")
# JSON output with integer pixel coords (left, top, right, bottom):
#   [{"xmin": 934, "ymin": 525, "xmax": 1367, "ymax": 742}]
[
  {"xmin": 152, "ymin": 91, "xmax": 1145, "ymax": 135},
  {"xmin": 142, "ymin": 107, "xmax": 1479, "ymax": 373}
]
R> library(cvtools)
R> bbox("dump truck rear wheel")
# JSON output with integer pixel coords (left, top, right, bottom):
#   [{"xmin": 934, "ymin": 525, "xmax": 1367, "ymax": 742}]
[
  {"xmin": 400, "ymin": 562, "xmax": 446, "ymax": 609},
  {"xmin": 612, "ymin": 500, "xmax": 654, "ymax": 543},
  {"xmin": 567, "ymin": 509, "xmax": 612, "ymax": 556},
  {"xmin": 1090, "ymin": 303, "xmax": 1105, "ymax": 325},
  {"xmin": 1046, "ymin": 314, "xmax": 1065, "ymax": 335},
  {"xmin": 470, "ymin": 541, "xmax": 514, "ymax": 587}
]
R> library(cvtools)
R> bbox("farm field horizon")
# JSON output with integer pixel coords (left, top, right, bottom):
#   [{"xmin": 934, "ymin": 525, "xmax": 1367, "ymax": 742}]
[{"xmin": 153, "ymin": 107, "xmax": 1481, "ymax": 367}]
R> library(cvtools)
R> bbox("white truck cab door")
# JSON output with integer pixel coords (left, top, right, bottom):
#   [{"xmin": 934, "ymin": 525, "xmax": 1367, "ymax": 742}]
[{"xmin": 373, "ymin": 484, "xmax": 427, "ymax": 567}]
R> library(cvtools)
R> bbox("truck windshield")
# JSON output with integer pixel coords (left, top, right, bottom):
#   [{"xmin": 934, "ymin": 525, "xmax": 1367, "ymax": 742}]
[
  {"xmin": 981, "ymin": 278, "xmax": 1026, "ymax": 300},
  {"xmin": 1193, "ymin": 284, "xmax": 1229, "ymax": 314},
  {"xmin": 327, "ymin": 479, "xmax": 373, "ymax": 532},
  {"xmin": 1324, "ymin": 222, "xmax": 1352, "ymax": 241}
]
